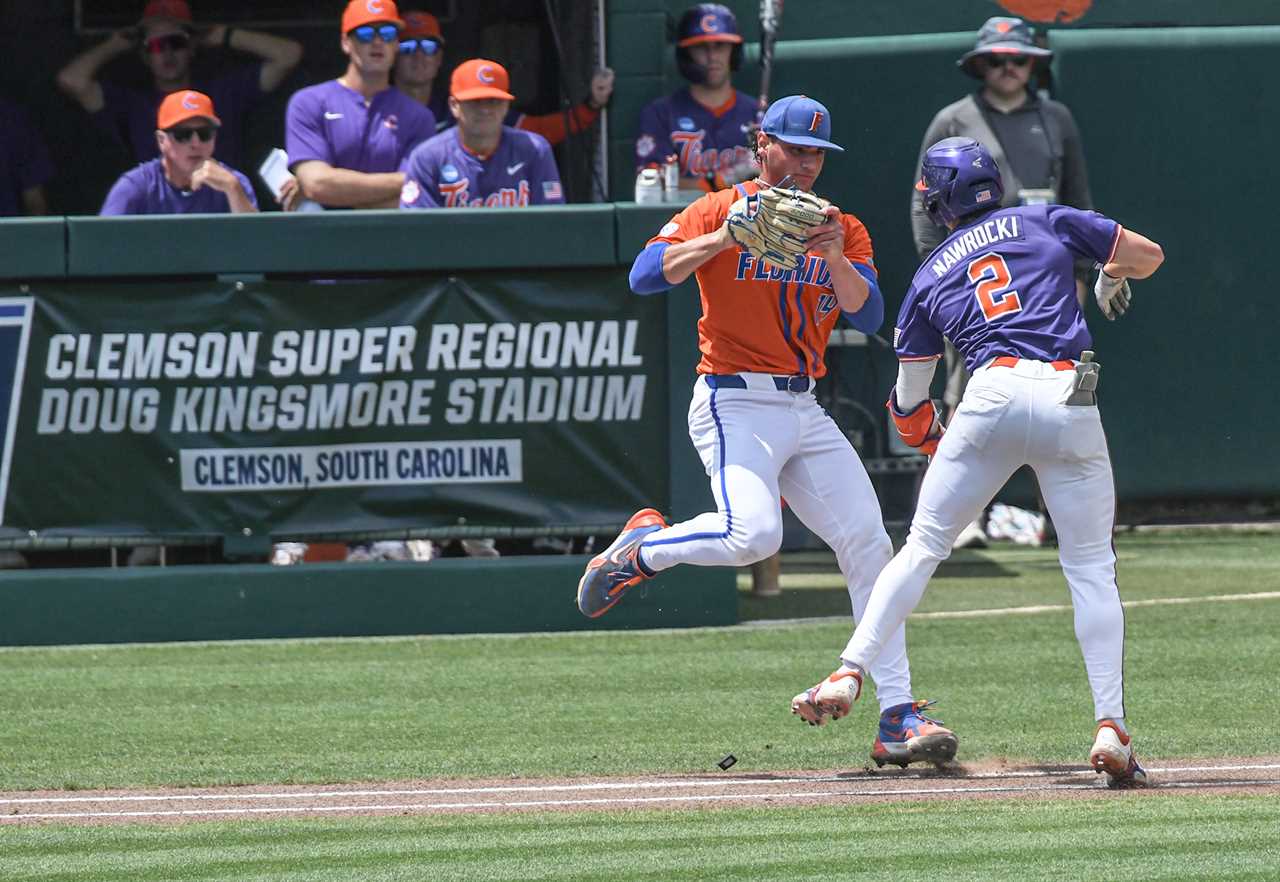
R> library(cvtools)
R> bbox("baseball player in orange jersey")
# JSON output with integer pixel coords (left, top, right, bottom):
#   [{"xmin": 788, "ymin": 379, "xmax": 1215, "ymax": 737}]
[{"xmin": 577, "ymin": 95, "xmax": 958, "ymax": 768}]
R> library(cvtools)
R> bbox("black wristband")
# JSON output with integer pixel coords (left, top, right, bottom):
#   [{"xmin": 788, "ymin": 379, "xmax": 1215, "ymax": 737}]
[{"xmin": 223, "ymin": 27, "xmax": 234, "ymax": 50}]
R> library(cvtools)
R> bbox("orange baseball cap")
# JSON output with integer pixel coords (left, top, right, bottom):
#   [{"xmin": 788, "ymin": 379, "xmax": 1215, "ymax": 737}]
[
  {"xmin": 157, "ymin": 90, "xmax": 220, "ymax": 129},
  {"xmin": 140, "ymin": 0, "xmax": 192, "ymax": 24},
  {"xmin": 341, "ymin": 0, "xmax": 404, "ymax": 33},
  {"xmin": 451, "ymin": 59, "xmax": 515, "ymax": 101},
  {"xmin": 401, "ymin": 10, "xmax": 443, "ymax": 41}
]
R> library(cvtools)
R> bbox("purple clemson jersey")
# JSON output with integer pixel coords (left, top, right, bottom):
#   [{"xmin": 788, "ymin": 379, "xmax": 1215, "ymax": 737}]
[
  {"xmin": 895, "ymin": 205, "xmax": 1120, "ymax": 372},
  {"xmin": 285, "ymin": 80, "xmax": 435, "ymax": 174},
  {"xmin": 99, "ymin": 158, "xmax": 257, "ymax": 216},
  {"xmin": 634, "ymin": 88, "xmax": 756, "ymax": 180},
  {"xmin": 399, "ymin": 126, "xmax": 564, "ymax": 209}
]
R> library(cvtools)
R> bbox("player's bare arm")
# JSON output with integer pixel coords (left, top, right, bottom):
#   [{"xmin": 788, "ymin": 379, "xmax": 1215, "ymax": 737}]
[
  {"xmin": 293, "ymin": 160, "xmax": 404, "ymax": 209},
  {"xmin": 805, "ymin": 205, "xmax": 871, "ymax": 313},
  {"xmin": 1103, "ymin": 228, "xmax": 1164, "ymax": 279},
  {"xmin": 659, "ymin": 223, "xmax": 737, "ymax": 286}
]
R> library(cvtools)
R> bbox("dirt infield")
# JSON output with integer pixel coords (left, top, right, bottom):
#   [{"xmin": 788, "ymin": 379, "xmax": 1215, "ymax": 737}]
[{"xmin": 3, "ymin": 757, "xmax": 1278, "ymax": 825}]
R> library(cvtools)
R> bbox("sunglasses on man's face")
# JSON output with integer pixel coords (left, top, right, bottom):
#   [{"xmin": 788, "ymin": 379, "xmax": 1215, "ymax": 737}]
[
  {"xmin": 146, "ymin": 33, "xmax": 191, "ymax": 54},
  {"xmin": 984, "ymin": 54, "xmax": 1031, "ymax": 69},
  {"xmin": 167, "ymin": 126, "xmax": 217, "ymax": 144},
  {"xmin": 398, "ymin": 38, "xmax": 441, "ymax": 56},
  {"xmin": 351, "ymin": 24, "xmax": 400, "ymax": 44}
]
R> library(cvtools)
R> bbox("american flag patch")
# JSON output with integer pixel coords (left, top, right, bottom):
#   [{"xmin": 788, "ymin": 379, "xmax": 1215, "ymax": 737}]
[{"xmin": 542, "ymin": 181, "xmax": 562, "ymax": 200}]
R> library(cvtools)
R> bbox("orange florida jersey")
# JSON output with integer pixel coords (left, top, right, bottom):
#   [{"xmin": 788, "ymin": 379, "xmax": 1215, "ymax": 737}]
[{"xmin": 647, "ymin": 181, "xmax": 876, "ymax": 378}]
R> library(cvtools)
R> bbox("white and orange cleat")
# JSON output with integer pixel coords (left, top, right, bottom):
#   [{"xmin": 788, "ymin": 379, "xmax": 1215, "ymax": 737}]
[
  {"xmin": 791, "ymin": 668, "xmax": 863, "ymax": 727},
  {"xmin": 1090, "ymin": 719, "xmax": 1149, "ymax": 788}
]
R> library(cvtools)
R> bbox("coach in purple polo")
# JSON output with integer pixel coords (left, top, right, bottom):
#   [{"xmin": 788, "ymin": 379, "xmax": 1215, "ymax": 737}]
[
  {"xmin": 100, "ymin": 90, "xmax": 257, "ymax": 215},
  {"xmin": 283, "ymin": 0, "xmax": 436, "ymax": 210},
  {"xmin": 399, "ymin": 59, "xmax": 563, "ymax": 209}
]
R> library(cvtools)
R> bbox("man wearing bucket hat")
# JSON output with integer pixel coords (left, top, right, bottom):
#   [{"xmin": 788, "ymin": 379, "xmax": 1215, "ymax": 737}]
[
  {"xmin": 587, "ymin": 95, "xmax": 959, "ymax": 770},
  {"xmin": 910, "ymin": 16, "xmax": 1095, "ymax": 549},
  {"xmin": 56, "ymin": 0, "xmax": 303, "ymax": 168},
  {"xmin": 399, "ymin": 59, "xmax": 564, "ymax": 208},
  {"xmin": 100, "ymin": 89, "xmax": 257, "ymax": 215},
  {"xmin": 283, "ymin": 0, "xmax": 436, "ymax": 210}
]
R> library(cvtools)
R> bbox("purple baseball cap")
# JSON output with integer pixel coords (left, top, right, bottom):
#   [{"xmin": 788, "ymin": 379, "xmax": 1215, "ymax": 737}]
[{"xmin": 760, "ymin": 95, "xmax": 843, "ymax": 152}]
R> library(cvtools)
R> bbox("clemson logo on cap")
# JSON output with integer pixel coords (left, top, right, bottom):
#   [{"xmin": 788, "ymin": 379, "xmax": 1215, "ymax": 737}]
[
  {"xmin": 700, "ymin": 13, "xmax": 718, "ymax": 32},
  {"xmin": 181, "ymin": 92, "xmax": 200, "ymax": 110},
  {"xmin": 476, "ymin": 65, "xmax": 495, "ymax": 84},
  {"xmin": 808, "ymin": 111, "xmax": 824, "ymax": 133},
  {"xmin": 367, "ymin": 0, "xmax": 385, "ymax": 13},
  {"xmin": 996, "ymin": 20, "xmax": 1012, "ymax": 33}
]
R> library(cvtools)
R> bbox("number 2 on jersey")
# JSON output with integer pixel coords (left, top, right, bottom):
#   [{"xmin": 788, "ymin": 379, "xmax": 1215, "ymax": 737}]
[{"xmin": 967, "ymin": 253, "xmax": 1022, "ymax": 321}]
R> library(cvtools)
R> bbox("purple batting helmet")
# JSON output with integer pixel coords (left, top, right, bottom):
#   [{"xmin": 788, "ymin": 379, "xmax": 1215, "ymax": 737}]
[
  {"xmin": 675, "ymin": 3, "xmax": 743, "ymax": 84},
  {"xmin": 915, "ymin": 137, "xmax": 1004, "ymax": 226}
]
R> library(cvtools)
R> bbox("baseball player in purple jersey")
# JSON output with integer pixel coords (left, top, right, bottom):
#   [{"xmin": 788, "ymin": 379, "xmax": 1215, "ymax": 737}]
[
  {"xmin": 282, "ymin": 0, "xmax": 435, "ymax": 210},
  {"xmin": 634, "ymin": 4, "xmax": 758, "ymax": 193},
  {"xmin": 400, "ymin": 59, "xmax": 563, "ymax": 209},
  {"xmin": 100, "ymin": 90, "xmax": 256, "ymax": 215},
  {"xmin": 55, "ymin": 0, "xmax": 302, "ymax": 168},
  {"xmin": 791, "ymin": 137, "xmax": 1164, "ymax": 788}
]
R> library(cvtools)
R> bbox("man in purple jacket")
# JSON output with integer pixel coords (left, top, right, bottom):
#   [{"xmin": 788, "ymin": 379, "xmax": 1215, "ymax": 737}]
[
  {"xmin": 100, "ymin": 90, "xmax": 257, "ymax": 215},
  {"xmin": 282, "ymin": 0, "xmax": 436, "ymax": 211},
  {"xmin": 0, "ymin": 98, "xmax": 55, "ymax": 216},
  {"xmin": 399, "ymin": 59, "xmax": 563, "ymax": 209},
  {"xmin": 56, "ymin": 0, "xmax": 302, "ymax": 168}
]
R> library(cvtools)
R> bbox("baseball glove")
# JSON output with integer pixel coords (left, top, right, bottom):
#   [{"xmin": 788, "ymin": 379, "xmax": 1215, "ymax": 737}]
[{"xmin": 726, "ymin": 186, "xmax": 831, "ymax": 273}]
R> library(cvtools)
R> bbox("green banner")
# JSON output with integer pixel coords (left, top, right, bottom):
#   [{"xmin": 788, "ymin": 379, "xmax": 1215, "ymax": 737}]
[{"xmin": 0, "ymin": 273, "xmax": 669, "ymax": 542}]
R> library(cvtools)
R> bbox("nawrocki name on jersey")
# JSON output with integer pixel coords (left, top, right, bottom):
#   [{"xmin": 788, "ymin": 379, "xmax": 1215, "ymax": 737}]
[{"xmin": 930, "ymin": 215, "xmax": 1024, "ymax": 279}]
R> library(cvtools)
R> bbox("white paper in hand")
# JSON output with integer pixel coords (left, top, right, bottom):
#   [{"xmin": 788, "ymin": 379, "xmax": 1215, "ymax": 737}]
[{"xmin": 258, "ymin": 148, "xmax": 323, "ymax": 212}]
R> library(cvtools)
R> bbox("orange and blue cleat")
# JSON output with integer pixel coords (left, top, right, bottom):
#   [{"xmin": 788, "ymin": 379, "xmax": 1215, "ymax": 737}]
[
  {"xmin": 870, "ymin": 700, "xmax": 959, "ymax": 767},
  {"xmin": 576, "ymin": 508, "xmax": 667, "ymax": 618},
  {"xmin": 1090, "ymin": 719, "xmax": 1149, "ymax": 788}
]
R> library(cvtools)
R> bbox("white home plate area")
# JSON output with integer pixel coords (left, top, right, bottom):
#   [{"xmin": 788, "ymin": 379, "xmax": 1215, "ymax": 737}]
[{"xmin": 3, "ymin": 759, "xmax": 1278, "ymax": 825}]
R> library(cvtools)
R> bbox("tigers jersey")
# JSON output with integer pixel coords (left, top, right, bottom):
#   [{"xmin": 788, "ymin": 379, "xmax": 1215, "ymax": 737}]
[
  {"xmin": 635, "ymin": 88, "xmax": 757, "ymax": 187},
  {"xmin": 648, "ymin": 181, "xmax": 876, "ymax": 377},
  {"xmin": 895, "ymin": 204, "xmax": 1120, "ymax": 372}
]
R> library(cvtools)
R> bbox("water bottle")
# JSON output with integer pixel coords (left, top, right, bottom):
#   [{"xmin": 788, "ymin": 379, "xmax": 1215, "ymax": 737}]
[{"xmin": 634, "ymin": 168, "xmax": 663, "ymax": 204}]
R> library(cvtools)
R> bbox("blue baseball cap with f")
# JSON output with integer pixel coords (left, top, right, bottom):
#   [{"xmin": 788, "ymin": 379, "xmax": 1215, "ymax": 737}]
[{"xmin": 761, "ymin": 95, "xmax": 843, "ymax": 152}]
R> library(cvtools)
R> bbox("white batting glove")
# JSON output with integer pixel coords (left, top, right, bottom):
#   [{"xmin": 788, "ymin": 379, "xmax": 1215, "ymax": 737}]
[{"xmin": 1094, "ymin": 271, "xmax": 1132, "ymax": 321}]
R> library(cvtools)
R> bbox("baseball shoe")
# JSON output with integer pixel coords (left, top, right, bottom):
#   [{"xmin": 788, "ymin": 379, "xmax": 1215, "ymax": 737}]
[
  {"xmin": 871, "ymin": 700, "xmax": 959, "ymax": 768},
  {"xmin": 576, "ymin": 508, "xmax": 667, "ymax": 618},
  {"xmin": 1090, "ymin": 720, "xmax": 1149, "ymax": 788},
  {"xmin": 791, "ymin": 668, "xmax": 863, "ymax": 726}
]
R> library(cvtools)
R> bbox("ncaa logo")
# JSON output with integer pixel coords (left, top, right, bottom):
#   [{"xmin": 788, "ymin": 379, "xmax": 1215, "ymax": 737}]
[
  {"xmin": 181, "ymin": 92, "xmax": 200, "ymax": 110},
  {"xmin": 441, "ymin": 164, "xmax": 459, "ymax": 183},
  {"xmin": 677, "ymin": 116, "xmax": 695, "ymax": 131},
  {"xmin": 477, "ymin": 65, "xmax": 496, "ymax": 84},
  {"xmin": 0, "ymin": 299, "xmax": 33, "ymax": 525},
  {"xmin": 367, "ymin": 0, "xmax": 385, "ymax": 14}
]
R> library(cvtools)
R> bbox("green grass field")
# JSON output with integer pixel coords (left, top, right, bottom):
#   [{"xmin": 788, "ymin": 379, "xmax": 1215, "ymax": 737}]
[{"xmin": 2, "ymin": 532, "xmax": 1278, "ymax": 880}]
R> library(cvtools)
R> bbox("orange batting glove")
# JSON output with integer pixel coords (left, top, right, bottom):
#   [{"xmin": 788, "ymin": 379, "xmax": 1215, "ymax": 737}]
[{"xmin": 887, "ymin": 391, "xmax": 945, "ymax": 456}]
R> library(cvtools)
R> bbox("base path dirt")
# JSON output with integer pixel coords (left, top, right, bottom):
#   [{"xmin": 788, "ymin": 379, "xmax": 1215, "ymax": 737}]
[{"xmin": 3, "ymin": 757, "xmax": 1278, "ymax": 825}]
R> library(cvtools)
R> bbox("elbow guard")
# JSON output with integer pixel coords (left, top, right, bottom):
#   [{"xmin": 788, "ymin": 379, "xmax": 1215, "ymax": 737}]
[{"xmin": 887, "ymin": 390, "xmax": 944, "ymax": 456}]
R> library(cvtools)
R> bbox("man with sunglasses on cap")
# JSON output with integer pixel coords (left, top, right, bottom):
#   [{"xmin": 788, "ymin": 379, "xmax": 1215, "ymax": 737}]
[
  {"xmin": 393, "ymin": 10, "xmax": 615, "ymax": 142},
  {"xmin": 56, "ymin": 0, "xmax": 303, "ymax": 169},
  {"xmin": 399, "ymin": 59, "xmax": 564, "ymax": 209},
  {"xmin": 911, "ymin": 16, "xmax": 1095, "ymax": 550},
  {"xmin": 100, "ymin": 90, "xmax": 257, "ymax": 215},
  {"xmin": 282, "ymin": 0, "xmax": 435, "ymax": 211},
  {"xmin": 634, "ymin": 3, "xmax": 759, "ymax": 193}
]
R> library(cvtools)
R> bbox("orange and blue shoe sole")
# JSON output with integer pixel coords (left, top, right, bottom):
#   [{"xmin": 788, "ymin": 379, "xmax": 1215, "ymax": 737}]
[{"xmin": 576, "ymin": 508, "xmax": 666, "ymax": 618}]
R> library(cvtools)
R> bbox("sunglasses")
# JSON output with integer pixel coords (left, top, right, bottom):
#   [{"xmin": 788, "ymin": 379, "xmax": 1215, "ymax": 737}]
[
  {"xmin": 145, "ymin": 33, "xmax": 191, "ymax": 54},
  {"xmin": 984, "ymin": 54, "xmax": 1032, "ymax": 69},
  {"xmin": 167, "ymin": 126, "xmax": 217, "ymax": 143},
  {"xmin": 351, "ymin": 24, "xmax": 400, "ymax": 44},
  {"xmin": 398, "ymin": 38, "xmax": 441, "ymax": 56}
]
